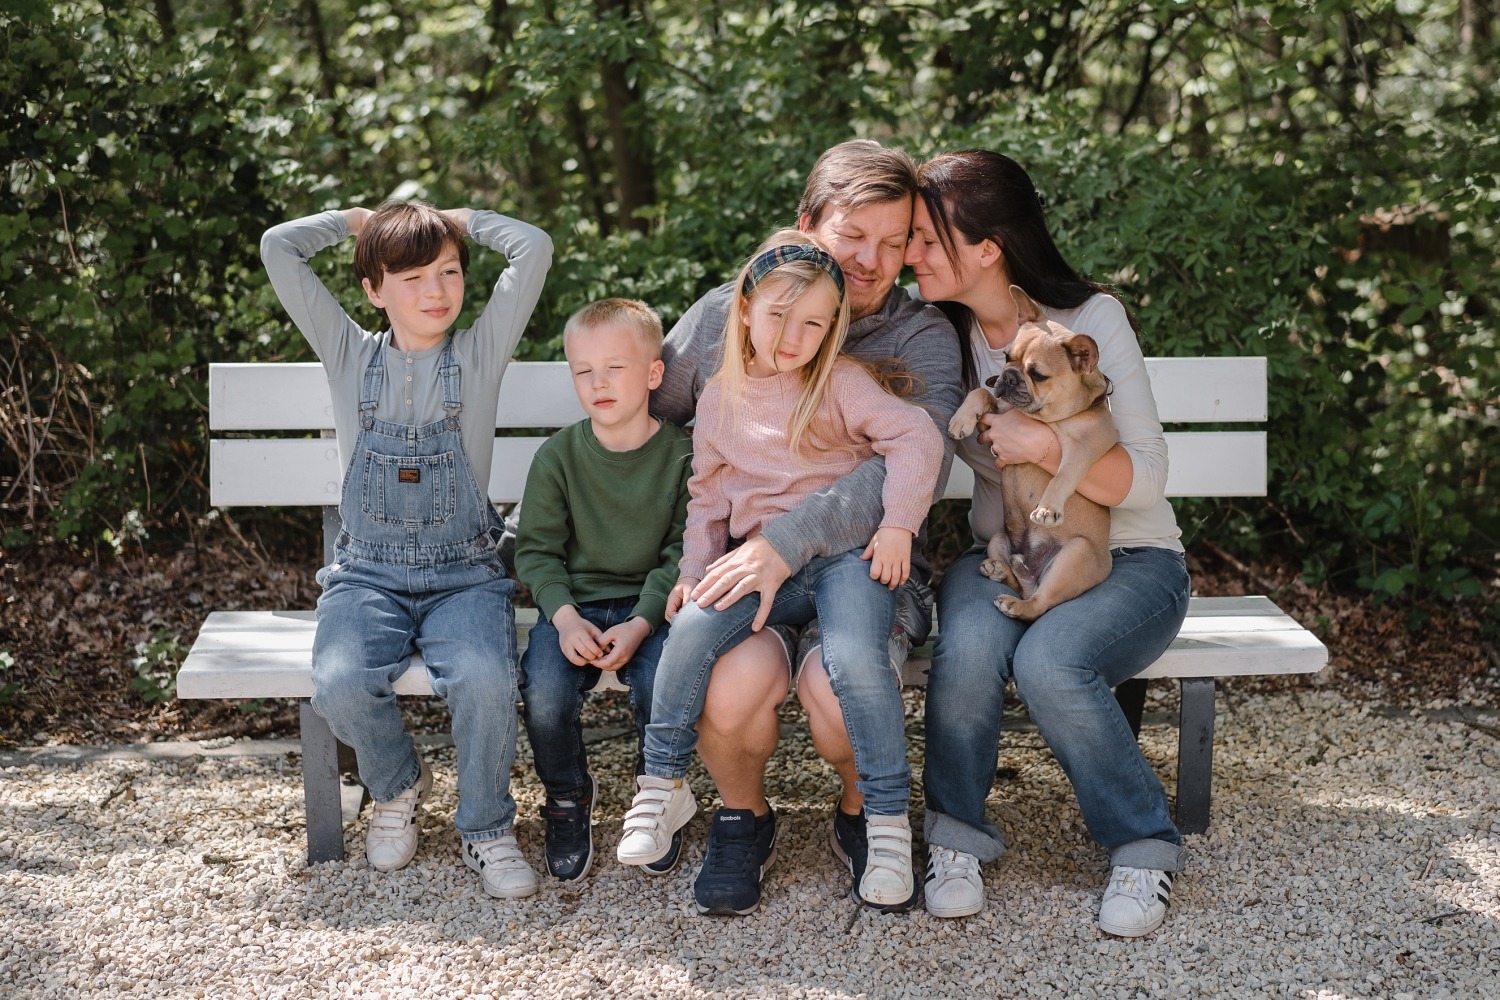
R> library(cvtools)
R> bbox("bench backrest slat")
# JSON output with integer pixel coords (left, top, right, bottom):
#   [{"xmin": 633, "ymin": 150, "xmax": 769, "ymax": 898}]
[{"xmin": 208, "ymin": 357, "xmax": 1270, "ymax": 507}]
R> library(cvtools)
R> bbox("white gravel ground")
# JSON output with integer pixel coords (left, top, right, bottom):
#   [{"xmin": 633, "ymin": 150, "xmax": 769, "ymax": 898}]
[{"xmin": 3, "ymin": 688, "xmax": 1497, "ymax": 999}]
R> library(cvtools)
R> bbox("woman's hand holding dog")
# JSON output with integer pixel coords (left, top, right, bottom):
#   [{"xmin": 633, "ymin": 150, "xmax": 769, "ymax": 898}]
[{"xmin": 980, "ymin": 409, "xmax": 1057, "ymax": 473}]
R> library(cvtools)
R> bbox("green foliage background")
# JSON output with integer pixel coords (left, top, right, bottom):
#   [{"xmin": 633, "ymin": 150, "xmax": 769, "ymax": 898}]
[{"xmin": 3, "ymin": 0, "xmax": 1497, "ymax": 606}]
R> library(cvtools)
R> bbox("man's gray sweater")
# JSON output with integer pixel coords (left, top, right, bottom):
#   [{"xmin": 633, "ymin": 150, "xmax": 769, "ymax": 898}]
[{"xmin": 652, "ymin": 282, "xmax": 963, "ymax": 577}]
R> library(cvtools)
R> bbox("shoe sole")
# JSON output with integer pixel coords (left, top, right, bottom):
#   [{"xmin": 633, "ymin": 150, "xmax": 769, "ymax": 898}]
[
  {"xmin": 924, "ymin": 886, "xmax": 983, "ymax": 919},
  {"xmin": 617, "ymin": 789, "xmax": 697, "ymax": 866},
  {"xmin": 641, "ymin": 830, "xmax": 684, "ymax": 877},
  {"xmin": 367, "ymin": 768, "xmax": 432, "ymax": 873},
  {"xmin": 694, "ymin": 845, "xmax": 778, "ymax": 916},
  {"xmin": 1098, "ymin": 910, "xmax": 1167, "ymax": 937}
]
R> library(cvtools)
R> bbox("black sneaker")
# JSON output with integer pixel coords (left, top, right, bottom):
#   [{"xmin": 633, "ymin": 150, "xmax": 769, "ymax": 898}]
[
  {"xmin": 642, "ymin": 829, "xmax": 684, "ymax": 876},
  {"xmin": 830, "ymin": 802, "xmax": 867, "ymax": 894},
  {"xmin": 541, "ymin": 774, "xmax": 595, "ymax": 882},
  {"xmin": 693, "ymin": 808, "xmax": 777, "ymax": 915}
]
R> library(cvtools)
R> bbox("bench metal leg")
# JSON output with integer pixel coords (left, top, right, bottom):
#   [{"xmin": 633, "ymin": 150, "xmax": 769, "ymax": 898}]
[
  {"xmin": 1114, "ymin": 677, "xmax": 1148, "ymax": 737},
  {"xmin": 300, "ymin": 701, "xmax": 347, "ymax": 864},
  {"xmin": 1175, "ymin": 677, "xmax": 1216, "ymax": 835}
]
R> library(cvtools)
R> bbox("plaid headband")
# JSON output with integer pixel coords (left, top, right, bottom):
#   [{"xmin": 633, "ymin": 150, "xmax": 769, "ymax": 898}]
[{"xmin": 741, "ymin": 244, "xmax": 846, "ymax": 303}]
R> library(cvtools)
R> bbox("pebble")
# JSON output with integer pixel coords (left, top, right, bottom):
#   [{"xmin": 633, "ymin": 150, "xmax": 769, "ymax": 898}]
[{"xmin": 1, "ymin": 688, "xmax": 1497, "ymax": 998}]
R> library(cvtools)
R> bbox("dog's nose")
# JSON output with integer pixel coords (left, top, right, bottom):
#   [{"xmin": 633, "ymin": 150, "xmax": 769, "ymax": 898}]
[{"xmin": 1000, "ymin": 367, "xmax": 1023, "ymax": 388}]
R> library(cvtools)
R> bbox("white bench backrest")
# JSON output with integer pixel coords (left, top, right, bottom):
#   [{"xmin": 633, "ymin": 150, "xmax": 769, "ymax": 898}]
[{"xmin": 208, "ymin": 357, "xmax": 1267, "ymax": 507}]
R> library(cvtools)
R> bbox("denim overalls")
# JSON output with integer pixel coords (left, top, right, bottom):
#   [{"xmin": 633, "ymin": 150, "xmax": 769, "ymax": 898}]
[{"xmin": 311, "ymin": 341, "xmax": 521, "ymax": 842}]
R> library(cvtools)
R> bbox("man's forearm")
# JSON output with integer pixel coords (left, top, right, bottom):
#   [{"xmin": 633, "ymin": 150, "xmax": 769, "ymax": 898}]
[{"xmin": 757, "ymin": 459, "xmax": 888, "ymax": 573}]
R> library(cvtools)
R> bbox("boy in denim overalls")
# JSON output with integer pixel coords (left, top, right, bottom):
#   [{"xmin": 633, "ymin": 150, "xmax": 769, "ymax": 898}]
[{"xmin": 261, "ymin": 201, "xmax": 552, "ymax": 897}]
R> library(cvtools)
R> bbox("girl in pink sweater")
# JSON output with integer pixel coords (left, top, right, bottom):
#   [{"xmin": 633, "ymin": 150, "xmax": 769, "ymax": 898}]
[{"xmin": 617, "ymin": 229, "xmax": 942, "ymax": 914}]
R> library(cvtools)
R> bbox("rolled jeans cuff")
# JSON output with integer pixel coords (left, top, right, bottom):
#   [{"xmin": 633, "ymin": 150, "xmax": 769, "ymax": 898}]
[
  {"xmin": 924, "ymin": 808, "xmax": 1006, "ymax": 865},
  {"xmin": 1110, "ymin": 837, "xmax": 1187, "ymax": 873}
]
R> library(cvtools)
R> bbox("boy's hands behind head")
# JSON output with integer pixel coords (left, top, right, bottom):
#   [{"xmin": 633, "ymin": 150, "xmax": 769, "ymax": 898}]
[
  {"xmin": 439, "ymin": 208, "xmax": 474, "ymax": 234},
  {"xmin": 862, "ymin": 526, "xmax": 913, "ymax": 590},
  {"xmin": 341, "ymin": 207, "xmax": 374, "ymax": 237}
]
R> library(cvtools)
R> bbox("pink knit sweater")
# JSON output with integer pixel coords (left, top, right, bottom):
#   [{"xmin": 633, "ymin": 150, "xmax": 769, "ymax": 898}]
[{"xmin": 680, "ymin": 357, "xmax": 943, "ymax": 580}]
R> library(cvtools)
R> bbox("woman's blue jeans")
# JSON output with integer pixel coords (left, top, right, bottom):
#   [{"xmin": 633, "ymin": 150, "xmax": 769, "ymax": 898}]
[
  {"xmin": 923, "ymin": 545, "xmax": 1191, "ymax": 871},
  {"xmin": 519, "ymin": 597, "xmax": 668, "ymax": 799},
  {"xmin": 645, "ymin": 548, "xmax": 910, "ymax": 815}
]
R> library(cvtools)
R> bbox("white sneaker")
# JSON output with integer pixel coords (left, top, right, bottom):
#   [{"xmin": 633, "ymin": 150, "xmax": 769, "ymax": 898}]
[
  {"xmin": 858, "ymin": 813, "xmax": 918, "ymax": 912},
  {"xmin": 924, "ymin": 847, "xmax": 984, "ymax": 918},
  {"xmin": 617, "ymin": 775, "xmax": 696, "ymax": 865},
  {"xmin": 1097, "ymin": 866, "xmax": 1174, "ymax": 937},
  {"xmin": 464, "ymin": 835, "xmax": 540, "ymax": 899},
  {"xmin": 364, "ymin": 757, "xmax": 432, "ymax": 872}
]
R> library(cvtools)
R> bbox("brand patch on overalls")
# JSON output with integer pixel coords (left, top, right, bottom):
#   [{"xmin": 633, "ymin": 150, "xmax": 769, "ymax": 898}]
[{"xmin": 398, "ymin": 467, "xmax": 421, "ymax": 484}]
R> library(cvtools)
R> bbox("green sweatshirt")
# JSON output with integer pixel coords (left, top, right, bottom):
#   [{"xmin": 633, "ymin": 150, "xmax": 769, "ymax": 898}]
[{"xmin": 514, "ymin": 418, "xmax": 693, "ymax": 631}]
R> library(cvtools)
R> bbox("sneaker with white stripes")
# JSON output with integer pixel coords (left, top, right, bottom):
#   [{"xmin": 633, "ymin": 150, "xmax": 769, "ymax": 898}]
[
  {"xmin": 1097, "ymin": 866, "xmax": 1174, "ymax": 937},
  {"xmin": 924, "ymin": 847, "xmax": 984, "ymax": 918}
]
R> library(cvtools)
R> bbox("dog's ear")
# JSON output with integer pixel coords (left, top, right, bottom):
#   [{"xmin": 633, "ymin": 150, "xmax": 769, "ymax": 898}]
[
  {"xmin": 1064, "ymin": 333, "xmax": 1102, "ymax": 374},
  {"xmin": 1009, "ymin": 285, "xmax": 1042, "ymax": 324}
]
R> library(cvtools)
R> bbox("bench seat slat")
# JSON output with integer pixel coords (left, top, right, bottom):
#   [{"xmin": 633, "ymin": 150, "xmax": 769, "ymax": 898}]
[{"xmin": 178, "ymin": 597, "xmax": 1325, "ymax": 701}]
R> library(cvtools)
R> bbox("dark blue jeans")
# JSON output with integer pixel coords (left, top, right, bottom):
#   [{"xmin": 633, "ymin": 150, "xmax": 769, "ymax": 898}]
[{"xmin": 519, "ymin": 597, "xmax": 669, "ymax": 799}]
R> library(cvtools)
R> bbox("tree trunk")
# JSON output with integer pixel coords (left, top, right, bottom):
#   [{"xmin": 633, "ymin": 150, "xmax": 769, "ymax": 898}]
[{"xmin": 595, "ymin": 0, "xmax": 656, "ymax": 233}]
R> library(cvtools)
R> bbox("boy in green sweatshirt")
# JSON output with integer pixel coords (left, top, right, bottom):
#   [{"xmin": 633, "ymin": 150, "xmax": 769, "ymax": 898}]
[{"xmin": 515, "ymin": 298, "xmax": 693, "ymax": 884}]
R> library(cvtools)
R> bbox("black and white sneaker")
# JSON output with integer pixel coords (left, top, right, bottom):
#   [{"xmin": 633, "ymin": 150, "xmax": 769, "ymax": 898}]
[
  {"xmin": 541, "ymin": 774, "xmax": 595, "ymax": 882},
  {"xmin": 1097, "ymin": 866, "xmax": 1174, "ymax": 937},
  {"xmin": 693, "ymin": 808, "xmax": 777, "ymax": 915},
  {"xmin": 829, "ymin": 802, "xmax": 867, "ymax": 892},
  {"xmin": 642, "ymin": 829, "xmax": 684, "ymax": 876}
]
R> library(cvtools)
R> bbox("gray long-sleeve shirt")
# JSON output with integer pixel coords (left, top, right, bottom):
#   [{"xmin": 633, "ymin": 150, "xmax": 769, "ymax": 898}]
[
  {"xmin": 652, "ymin": 282, "xmax": 963, "ymax": 575},
  {"xmin": 260, "ymin": 210, "xmax": 553, "ymax": 491}
]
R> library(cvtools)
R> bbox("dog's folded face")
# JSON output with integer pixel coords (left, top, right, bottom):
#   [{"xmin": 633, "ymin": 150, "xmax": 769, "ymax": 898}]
[{"xmin": 992, "ymin": 288, "xmax": 1110, "ymax": 423}]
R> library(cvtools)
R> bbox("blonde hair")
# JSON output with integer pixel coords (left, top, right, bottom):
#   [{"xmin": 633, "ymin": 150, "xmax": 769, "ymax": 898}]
[
  {"xmin": 715, "ymin": 229, "xmax": 852, "ymax": 463},
  {"xmin": 563, "ymin": 297, "xmax": 664, "ymax": 359}
]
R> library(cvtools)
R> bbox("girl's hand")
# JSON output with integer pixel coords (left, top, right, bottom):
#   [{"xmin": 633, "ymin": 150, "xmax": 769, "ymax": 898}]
[
  {"xmin": 665, "ymin": 578, "xmax": 700, "ymax": 622},
  {"xmin": 552, "ymin": 605, "xmax": 604, "ymax": 666},
  {"xmin": 979, "ymin": 408, "xmax": 1057, "ymax": 471},
  {"xmin": 862, "ymin": 526, "xmax": 913, "ymax": 590}
]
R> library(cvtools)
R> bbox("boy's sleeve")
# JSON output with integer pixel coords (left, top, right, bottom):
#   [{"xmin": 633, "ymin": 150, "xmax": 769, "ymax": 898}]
[
  {"xmin": 259, "ymin": 211, "xmax": 370, "ymax": 376},
  {"xmin": 630, "ymin": 434, "xmax": 694, "ymax": 630},
  {"xmin": 512, "ymin": 445, "xmax": 577, "ymax": 622},
  {"xmin": 758, "ymin": 305, "xmax": 963, "ymax": 571},
  {"xmin": 458, "ymin": 211, "xmax": 554, "ymax": 380}
]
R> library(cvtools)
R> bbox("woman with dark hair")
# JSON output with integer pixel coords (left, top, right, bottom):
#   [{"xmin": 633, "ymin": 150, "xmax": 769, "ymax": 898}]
[{"xmin": 905, "ymin": 149, "xmax": 1190, "ymax": 937}]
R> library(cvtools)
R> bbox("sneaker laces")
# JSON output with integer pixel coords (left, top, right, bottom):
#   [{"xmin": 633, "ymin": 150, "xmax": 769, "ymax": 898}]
[
  {"xmin": 1106, "ymin": 867, "xmax": 1172, "ymax": 907},
  {"xmin": 702, "ymin": 830, "xmax": 755, "ymax": 876},
  {"xmin": 927, "ymin": 846, "xmax": 980, "ymax": 883},
  {"xmin": 544, "ymin": 796, "xmax": 590, "ymax": 843}
]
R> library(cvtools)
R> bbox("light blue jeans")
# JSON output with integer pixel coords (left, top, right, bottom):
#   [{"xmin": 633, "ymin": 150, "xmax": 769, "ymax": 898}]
[
  {"xmin": 312, "ymin": 558, "xmax": 520, "ymax": 843},
  {"xmin": 644, "ymin": 548, "xmax": 910, "ymax": 815},
  {"xmin": 923, "ymin": 545, "xmax": 1190, "ymax": 871}
]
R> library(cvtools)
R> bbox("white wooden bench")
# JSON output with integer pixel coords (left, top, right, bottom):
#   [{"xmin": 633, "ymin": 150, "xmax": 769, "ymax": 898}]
[{"xmin": 179, "ymin": 357, "xmax": 1328, "ymax": 863}]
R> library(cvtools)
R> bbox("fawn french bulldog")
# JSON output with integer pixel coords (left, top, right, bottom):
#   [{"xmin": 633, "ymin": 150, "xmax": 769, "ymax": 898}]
[{"xmin": 947, "ymin": 287, "xmax": 1118, "ymax": 621}]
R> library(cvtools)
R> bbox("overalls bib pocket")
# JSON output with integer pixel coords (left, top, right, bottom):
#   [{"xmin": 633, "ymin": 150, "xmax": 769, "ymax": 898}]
[{"xmin": 361, "ymin": 450, "xmax": 459, "ymax": 526}]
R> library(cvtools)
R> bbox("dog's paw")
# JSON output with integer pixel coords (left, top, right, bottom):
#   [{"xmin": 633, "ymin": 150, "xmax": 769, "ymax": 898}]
[
  {"xmin": 947, "ymin": 413, "xmax": 979, "ymax": 440},
  {"xmin": 995, "ymin": 594, "xmax": 1039, "ymax": 621},
  {"xmin": 1029, "ymin": 504, "xmax": 1064, "ymax": 527},
  {"xmin": 980, "ymin": 558, "xmax": 1008, "ymax": 583}
]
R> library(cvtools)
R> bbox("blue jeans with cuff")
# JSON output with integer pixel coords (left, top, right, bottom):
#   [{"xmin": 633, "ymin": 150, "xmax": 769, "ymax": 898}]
[{"xmin": 923, "ymin": 544, "xmax": 1191, "ymax": 871}]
